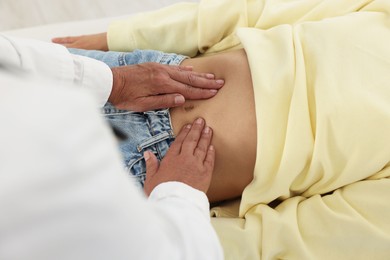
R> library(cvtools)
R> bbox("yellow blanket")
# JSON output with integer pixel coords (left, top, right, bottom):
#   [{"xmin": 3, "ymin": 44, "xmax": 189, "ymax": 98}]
[{"xmin": 108, "ymin": 0, "xmax": 390, "ymax": 258}]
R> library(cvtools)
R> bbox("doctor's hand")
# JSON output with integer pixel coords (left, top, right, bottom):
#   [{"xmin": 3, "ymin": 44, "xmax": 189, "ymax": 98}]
[
  {"xmin": 52, "ymin": 32, "xmax": 108, "ymax": 51},
  {"xmin": 110, "ymin": 63, "xmax": 224, "ymax": 112},
  {"xmin": 143, "ymin": 118, "xmax": 215, "ymax": 195}
]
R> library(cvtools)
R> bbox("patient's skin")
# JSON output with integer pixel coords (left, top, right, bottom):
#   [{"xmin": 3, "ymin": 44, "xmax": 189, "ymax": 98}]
[{"xmin": 170, "ymin": 49, "xmax": 257, "ymax": 202}]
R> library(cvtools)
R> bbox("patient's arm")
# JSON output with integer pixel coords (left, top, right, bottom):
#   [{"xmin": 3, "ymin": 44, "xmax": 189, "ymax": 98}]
[{"xmin": 52, "ymin": 32, "xmax": 108, "ymax": 50}]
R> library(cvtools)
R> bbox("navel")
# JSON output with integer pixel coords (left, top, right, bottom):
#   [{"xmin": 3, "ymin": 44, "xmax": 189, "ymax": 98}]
[{"xmin": 184, "ymin": 104, "xmax": 195, "ymax": 112}]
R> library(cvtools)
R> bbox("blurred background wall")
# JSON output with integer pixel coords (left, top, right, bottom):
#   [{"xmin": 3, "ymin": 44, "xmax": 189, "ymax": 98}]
[{"xmin": 0, "ymin": 0, "xmax": 197, "ymax": 31}]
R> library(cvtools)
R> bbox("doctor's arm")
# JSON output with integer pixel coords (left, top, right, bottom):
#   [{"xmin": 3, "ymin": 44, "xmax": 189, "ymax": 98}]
[
  {"xmin": 1, "ymin": 34, "xmax": 224, "ymax": 111},
  {"xmin": 0, "ymin": 73, "xmax": 223, "ymax": 259}
]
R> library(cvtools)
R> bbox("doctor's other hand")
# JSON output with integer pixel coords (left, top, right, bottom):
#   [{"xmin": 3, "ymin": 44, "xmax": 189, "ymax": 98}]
[
  {"xmin": 143, "ymin": 118, "xmax": 215, "ymax": 196},
  {"xmin": 110, "ymin": 63, "xmax": 224, "ymax": 112},
  {"xmin": 52, "ymin": 32, "xmax": 108, "ymax": 51}
]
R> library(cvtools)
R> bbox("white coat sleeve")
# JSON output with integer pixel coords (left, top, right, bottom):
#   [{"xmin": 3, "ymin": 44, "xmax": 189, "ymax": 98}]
[
  {"xmin": 0, "ymin": 33, "xmax": 112, "ymax": 107},
  {"xmin": 0, "ymin": 69, "xmax": 223, "ymax": 260}
]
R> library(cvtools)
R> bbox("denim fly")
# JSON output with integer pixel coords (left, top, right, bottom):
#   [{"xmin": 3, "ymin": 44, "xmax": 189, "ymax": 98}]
[
  {"xmin": 103, "ymin": 104, "xmax": 175, "ymax": 188},
  {"xmin": 69, "ymin": 49, "xmax": 187, "ymax": 187}
]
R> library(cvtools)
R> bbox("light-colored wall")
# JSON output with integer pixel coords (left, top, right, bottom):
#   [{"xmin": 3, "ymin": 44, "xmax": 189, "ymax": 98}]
[{"xmin": 0, "ymin": 0, "xmax": 197, "ymax": 31}]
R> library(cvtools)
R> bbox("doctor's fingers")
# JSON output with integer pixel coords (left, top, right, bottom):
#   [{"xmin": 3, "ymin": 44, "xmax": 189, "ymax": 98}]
[
  {"xmin": 167, "ymin": 67, "xmax": 224, "ymax": 94},
  {"xmin": 181, "ymin": 118, "xmax": 206, "ymax": 155},
  {"xmin": 194, "ymin": 126, "xmax": 213, "ymax": 162},
  {"xmin": 168, "ymin": 118, "xmax": 206, "ymax": 156},
  {"xmin": 167, "ymin": 124, "xmax": 192, "ymax": 155}
]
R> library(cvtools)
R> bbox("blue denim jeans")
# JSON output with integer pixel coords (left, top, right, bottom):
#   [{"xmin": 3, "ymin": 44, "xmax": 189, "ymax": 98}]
[
  {"xmin": 69, "ymin": 48, "xmax": 187, "ymax": 187},
  {"xmin": 69, "ymin": 48, "xmax": 186, "ymax": 68}
]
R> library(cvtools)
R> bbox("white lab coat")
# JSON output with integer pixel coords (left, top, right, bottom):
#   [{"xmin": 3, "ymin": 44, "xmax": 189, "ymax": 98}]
[{"xmin": 0, "ymin": 34, "xmax": 223, "ymax": 260}]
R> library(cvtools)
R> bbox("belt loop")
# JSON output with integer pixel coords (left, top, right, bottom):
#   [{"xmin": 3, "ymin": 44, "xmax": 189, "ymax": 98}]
[{"xmin": 137, "ymin": 131, "xmax": 173, "ymax": 152}]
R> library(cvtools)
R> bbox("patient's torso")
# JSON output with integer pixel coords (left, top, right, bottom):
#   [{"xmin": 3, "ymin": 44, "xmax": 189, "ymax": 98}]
[{"xmin": 170, "ymin": 49, "xmax": 257, "ymax": 202}]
